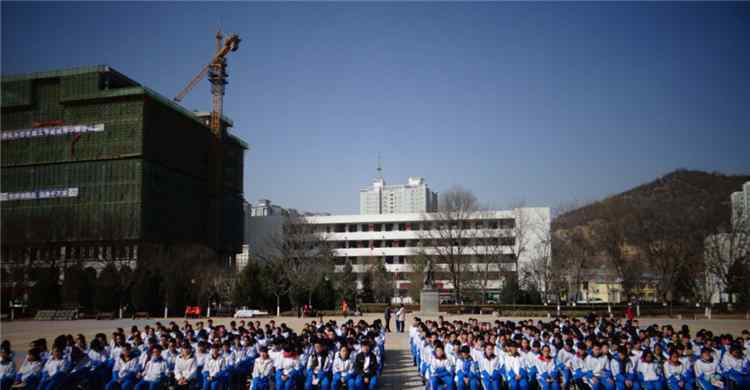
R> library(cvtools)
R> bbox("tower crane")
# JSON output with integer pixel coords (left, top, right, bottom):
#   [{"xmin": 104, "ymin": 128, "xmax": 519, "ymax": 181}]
[{"xmin": 174, "ymin": 30, "xmax": 241, "ymax": 136}]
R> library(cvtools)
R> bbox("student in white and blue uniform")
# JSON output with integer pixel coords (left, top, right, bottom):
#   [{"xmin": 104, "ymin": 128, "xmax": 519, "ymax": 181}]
[{"xmin": 428, "ymin": 343, "xmax": 454, "ymax": 390}]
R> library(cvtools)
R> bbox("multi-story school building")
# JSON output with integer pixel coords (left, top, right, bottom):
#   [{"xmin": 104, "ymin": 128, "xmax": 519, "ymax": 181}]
[{"xmin": 305, "ymin": 207, "xmax": 551, "ymax": 301}]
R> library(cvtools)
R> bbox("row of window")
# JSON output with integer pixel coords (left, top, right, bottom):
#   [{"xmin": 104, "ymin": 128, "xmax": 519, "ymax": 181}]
[
  {"xmin": 333, "ymin": 254, "xmax": 516, "ymax": 265},
  {"xmin": 331, "ymin": 237, "xmax": 516, "ymax": 249},
  {"xmin": 321, "ymin": 219, "xmax": 516, "ymax": 233}
]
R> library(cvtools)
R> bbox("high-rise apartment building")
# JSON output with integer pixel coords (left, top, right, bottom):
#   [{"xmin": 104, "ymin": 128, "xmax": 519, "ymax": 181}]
[{"xmin": 359, "ymin": 176, "xmax": 438, "ymax": 215}]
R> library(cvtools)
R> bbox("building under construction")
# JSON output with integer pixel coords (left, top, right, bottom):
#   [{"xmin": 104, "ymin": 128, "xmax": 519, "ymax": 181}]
[{"xmin": 1, "ymin": 65, "xmax": 247, "ymax": 290}]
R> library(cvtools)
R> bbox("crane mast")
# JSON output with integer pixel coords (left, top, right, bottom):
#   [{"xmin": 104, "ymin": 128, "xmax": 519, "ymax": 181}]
[{"xmin": 174, "ymin": 30, "xmax": 240, "ymax": 136}]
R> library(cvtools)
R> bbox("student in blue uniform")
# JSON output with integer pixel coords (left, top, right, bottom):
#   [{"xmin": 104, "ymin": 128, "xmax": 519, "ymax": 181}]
[
  {"xmin": 455, "ymin": 345, "xmax": 480, "ymax": 390},
  {"xmin": 429, "ymin": 343, "xmax": 454, "ymax": 390},
  {"xmin": 353, "ymin": 340, "xmax": 378, "ymax": 390},
  {"xmin": 0, "ymin": 346, "xmax": 16, "ymax": 390},
  {"xmin": 105, "ymin": 344, "xmax": 139, "ymax": 390},
  {"xmin": 134, "ymin": 346, "xmax": 169, "ymax": 390},
  {"xmin": 250, "ymin": 347, "xmax": 273, "ymax": 390},
  {"xmin": 304, "ymin": 340, "xmax": 332, "ymax": 390},
  {"xmin": 331, "ymin": 345, "xmax": 355, "ymax": 390}
]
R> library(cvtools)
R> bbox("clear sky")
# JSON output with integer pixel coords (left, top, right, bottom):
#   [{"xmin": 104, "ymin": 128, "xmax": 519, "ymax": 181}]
[{"xmin": 3, "ymin": 2, "xmax": 749, "ymax": 214}]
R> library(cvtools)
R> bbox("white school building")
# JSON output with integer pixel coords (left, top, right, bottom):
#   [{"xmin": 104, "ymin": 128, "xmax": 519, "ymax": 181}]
[{"xmin": 304, "ymin": 207, "xmax": 551, "ymax": 300}]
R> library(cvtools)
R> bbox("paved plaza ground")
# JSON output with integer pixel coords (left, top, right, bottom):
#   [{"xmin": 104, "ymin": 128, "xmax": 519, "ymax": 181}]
[{"xmin": 1, "ymin": 314, "xmax": 748, "ymax": 389}]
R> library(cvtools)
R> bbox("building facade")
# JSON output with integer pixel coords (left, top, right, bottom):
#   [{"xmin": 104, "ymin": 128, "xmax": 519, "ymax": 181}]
[
  {"xmin": 306, "ymin": 207, "xmax": 551, "ymax": 300},
  {"xmin": 704, "ymin": 181, "xmax": 750, "ymax": 304},
  {"xmin": 238, "ymin": 199, "xmax": 296, "ymax": 270},
  {"xmin": 731, "ymin": 181, "xmax": 750, "ymax": 229},
  {"xmin": 359, "ymin": 177, "xmax": 438, "ymax": 215},
  {"xmin": 1, "ymin": 66, "xmax": 247, "ymax": 303}
]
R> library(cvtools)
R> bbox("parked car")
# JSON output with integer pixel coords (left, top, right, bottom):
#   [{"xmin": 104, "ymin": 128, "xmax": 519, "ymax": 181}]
[
  {"xmin": 576, "ymin": 297, "xmax": 605, "ymax": 304},
  {"xmin": 233, "ymin": 308, "xmax": 269, "ymax": 318}
]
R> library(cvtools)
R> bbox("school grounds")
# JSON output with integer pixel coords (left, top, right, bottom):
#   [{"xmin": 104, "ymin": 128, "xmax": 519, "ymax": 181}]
[{"xmin": 1, "ymin": 314, "xmax": 749, "ymax": 389}]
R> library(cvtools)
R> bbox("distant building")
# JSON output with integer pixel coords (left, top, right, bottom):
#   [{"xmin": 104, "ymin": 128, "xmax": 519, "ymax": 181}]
[
  {"xmin": 238, "ymin": 199, "xmax": 295, "ymax": 270},
  {"xmin": 731, "ymin": 181, "xmax": 750, "ymax": 229},
  {"xmin": 360, "ymin": 176, "xmax": 438, "ymax": 215},
  {"xmin": 306, "ymin": 207, "xmax": 551, "ymax": 300},
  {"xmin": 704, "ymin": 181, "xmax": 750, "ymax": 304},
  {"xmin": 250, "ymin": 199, "xmax": 293, "ymax": 217}
]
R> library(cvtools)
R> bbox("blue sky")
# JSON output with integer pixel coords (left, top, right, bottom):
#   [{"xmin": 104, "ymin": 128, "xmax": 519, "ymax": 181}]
[{"xmin": 3, "ymin": 2, "xmax": 749, "ymax": 214}]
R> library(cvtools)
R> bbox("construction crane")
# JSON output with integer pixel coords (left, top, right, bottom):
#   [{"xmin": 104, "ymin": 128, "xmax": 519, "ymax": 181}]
[{"xmin": 175, "ymin": 30, "xmax": 241, "ymax": 136}]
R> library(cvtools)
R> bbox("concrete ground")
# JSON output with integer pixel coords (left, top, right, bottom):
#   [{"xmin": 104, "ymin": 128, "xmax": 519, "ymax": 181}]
[{"xmin": 1, "ymin": 314, "xmax": 748, "ymax": 388}]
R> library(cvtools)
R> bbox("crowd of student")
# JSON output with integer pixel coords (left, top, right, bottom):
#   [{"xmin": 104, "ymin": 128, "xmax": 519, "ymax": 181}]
[
  {"xmin": 409, "ymin": 315, "xmax": 750, "ymax": 390},
  {"xmin": 0, "ymin": 317, "xmax": 385, "ymax": 390}
]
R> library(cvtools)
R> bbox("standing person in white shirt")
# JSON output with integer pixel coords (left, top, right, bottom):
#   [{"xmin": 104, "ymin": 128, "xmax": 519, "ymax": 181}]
[
  {"xmin": 174, "ymin": 343, "xmax": 198, "ymax": 389},
  {"xmin": 396, "ymin": 305, "xmax": 406, "ymax": 333}
]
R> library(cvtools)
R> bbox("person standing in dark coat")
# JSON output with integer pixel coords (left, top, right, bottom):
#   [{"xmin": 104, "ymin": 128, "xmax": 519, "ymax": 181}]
[{"xmin": 383, "ymin": 306, "xmax": 392, "ymax": 333}]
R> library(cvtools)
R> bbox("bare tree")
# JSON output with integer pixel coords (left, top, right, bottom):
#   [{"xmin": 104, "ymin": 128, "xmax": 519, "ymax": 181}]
[
  {"xmin": 630, "ymin": 203, "xmax": 707, "ymax": 304},
  {"xmin": 553, "ymin": 227, "xmax": 596, "ymax": 303},
  {"xmin": 369, "ymin": 258, "xmax": 393, "ymax": 303},
  {"xmin": 417, "ymin": 186, "xmax": 480, "ymax": 303},
  {"xmin": 591, "ymin": 199, "xmax": 642, "ymax": 299},
  {"xmin": 254, "ymin": 215, "xmax": 332, "ymax": 316}
]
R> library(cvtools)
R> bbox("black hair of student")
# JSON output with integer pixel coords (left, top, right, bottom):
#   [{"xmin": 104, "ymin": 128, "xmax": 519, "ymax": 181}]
[
  {"xmin": 27, "ymin": 348, "xmax": 41, "ymax": 361},
  {"xmin": 0, "ymin": 341, "xmax": 9, "ymax": 351},
  {"xmin": 89, "ymin": 338, "xmax": 101, "ymax": 351}
]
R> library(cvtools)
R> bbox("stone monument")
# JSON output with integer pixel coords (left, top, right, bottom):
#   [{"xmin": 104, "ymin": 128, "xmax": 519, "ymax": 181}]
[{"xmin": 420, "ymin": 258, "xmax": 440, "ymax": 313}]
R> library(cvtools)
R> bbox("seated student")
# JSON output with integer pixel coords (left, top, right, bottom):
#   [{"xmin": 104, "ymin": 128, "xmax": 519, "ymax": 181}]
[
  {"xmin": 353, "ymin": 340, "xmax": 378, "ymax": 390},
  {"xmin": 479, "ymin": 342, "xmax": 501, "ymax": 390},
  {"xmin": 251, "ymin": 347, "xmax": 273, "ymax": 390},
  {"xmin": 331, "ymin": 345, "xmax": 355, "ymax": 390},
  {"xmin": 105, "ymin": 344, "xmax": 140, "ymax": 390},
  {"xmin": 203, "ymin": 344, "xmax": 226, "ymax": 390},
  {"xmin": 429, "ymin": 343, "xmax": 454, "ymax": 390},
  {"xmin": 455, "ymin": 345, "xmax": 480, "ymax": 390},
  {"xmin": 536, "ymin": 345, "xmax": 561, "ymax": 390},
  {"xmin": 13, "ymin": 348, "xmax": 42, "ymax": 390},
  {"xmin": 0, "ymin": 345, "xmax": 16, "ymax": 390},
  {"xmin": 37, "ymin": 346, "xmax": 68, "ymax": 390},
  {"xmin": 504, "ymin": 341, "xmax": 529, "ymax": 390},
  {"xmin": 305, "ymin": 340, "xmax": 332, "ymax": 390},
  {"xmin": 556, "ymin": 339, "xmax": 575, "ymax": 389},
  {"xmin": 194, "ymin": 342, "xmax": 209, "ymax": 389},
  {"xmin": 66, "ymin": 346, "xmax": 91, "ymax": 388},
  {"xmin": 636, "ymin": 350, "xmax": 663, "ymax": 390},
  {"xmin": 88, "ymin": 338, "xmax": 110, "ymax": 389},
  {"xmin": 274, "ymin": 344, "xmax": 299, "ymax": 390},
  {"xmin": 583, "ymin": 342, "xmax": 610, "ymax": 390},
  {"xmin": 568, "ymin": 344, "xmax": 588, "ymax": 389},
  {"xmin": 664, "ymin": 350, "xmax": 692, "ymax": 390},
  {"xmin": 135, "ymin": 346, "xmax": 169, "ymax": 390},
  {"xmin": 694, "ymin": 348, "xmax": 726, "ymax": 390},
  {"xmin": 720, "ymin": 344, "xmax": 748, "ymax": 388},
  {"xmin": 219, "ymin": 340, "xmax": 237, "ymax": 389},
  {"xmin": 174, "ymin": 343, "xmax": 198, "ymax": 390},
  {"xmin": 235, "ymin": 335, "xmax": 256, "ymax": 389},
  {"xmin": 611, "ymin": 345, "xmax": 640, "ymax": 390}
]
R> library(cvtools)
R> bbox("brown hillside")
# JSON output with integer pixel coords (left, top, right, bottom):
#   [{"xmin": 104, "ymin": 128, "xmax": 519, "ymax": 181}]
[{"xmin": 553, "ymin": 169, "xmax": 750, "ymax": 232}]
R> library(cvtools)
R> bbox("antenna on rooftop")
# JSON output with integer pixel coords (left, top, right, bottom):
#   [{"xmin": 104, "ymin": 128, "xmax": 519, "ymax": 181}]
[{"xmin": 376, "ymin": 153, "xmax": 383, "ymax": 180}]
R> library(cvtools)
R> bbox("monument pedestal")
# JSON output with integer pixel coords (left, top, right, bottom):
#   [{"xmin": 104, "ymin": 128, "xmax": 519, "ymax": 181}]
[{"xmin": 420, "ymin": 289, "xmax": 440, "ymax": 313}]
